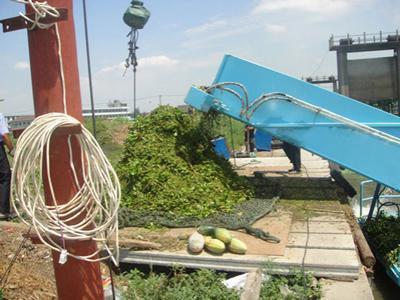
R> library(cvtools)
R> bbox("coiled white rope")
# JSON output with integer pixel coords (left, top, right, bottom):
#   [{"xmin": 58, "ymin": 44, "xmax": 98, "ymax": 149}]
[
  {"xmin": 11, "ymin": 113, "xmax": 120, "ymax": 265},
  {"xmin": 12, "ymin": 0, "xmax": 59, "ymax": 30},
  {"xmin": 10, "ymin": 0, "xmax": 121, "ymax": 266}
]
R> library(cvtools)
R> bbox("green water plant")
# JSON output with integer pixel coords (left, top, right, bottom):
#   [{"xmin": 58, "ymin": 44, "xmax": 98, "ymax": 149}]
[
  {"xmin": 121, "ymin": 268, "xmax": 238, "ymax": 300},
  {"xmin": 117, "ymin": 106, "xmax": 252, "ymax": 219},
  {"xmin": 260, "ymin": 270, "xmax": 322, "ymax": 300},
  {"xmin": 363, "ymin": 212, "xmax": 400, "ymax": 267}
]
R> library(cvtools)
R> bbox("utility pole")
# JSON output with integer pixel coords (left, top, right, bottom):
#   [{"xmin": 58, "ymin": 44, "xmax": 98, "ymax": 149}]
[
  {"xmin": 159, "ymin": 94, "xmax": 162, "ymax": 106},
  {"xmin": 1, "ymin": 1, "xmax": 104, "ymax": 299}
]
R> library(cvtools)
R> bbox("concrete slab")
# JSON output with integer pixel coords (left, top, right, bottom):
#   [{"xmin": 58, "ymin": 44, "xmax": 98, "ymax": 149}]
[
  {"xmin": 308, "ymin": 215, "xmax": 347, "ymax": 222},
  {"xmin": 271, "ymin": 248, "xmax": 359, "ymax": 270},
  {"xmin": 304, "ymin": 249, "xmax": 359, "ymax": 269},
  {"xmin": 321, "ymin": 269, "xmax": 373, "ymax": 300},
  {"xmin": 119, "ymin": 249, "xmax": 360, "ymax": 279},
  {"xmin": 288, "ymin": 233, "xmax": 356, "ymax": 250},
  {"xmin": 231, "ymin": 149, "xmax": 332, "ymax": 179},
  {"xmin": 291, "ymin": 221, "xmax": 352, "ymax": 234}
]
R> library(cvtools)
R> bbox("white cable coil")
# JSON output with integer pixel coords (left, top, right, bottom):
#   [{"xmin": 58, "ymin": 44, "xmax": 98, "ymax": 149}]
[{"xmin": 11, "ymin": 113, "xmax": 120, "ymax": 265}]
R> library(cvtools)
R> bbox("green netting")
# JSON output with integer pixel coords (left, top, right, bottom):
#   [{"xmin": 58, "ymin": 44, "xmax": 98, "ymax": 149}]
[{"xmin": 119, "ymin": 197, "xmax": 277, "ymax": 229}]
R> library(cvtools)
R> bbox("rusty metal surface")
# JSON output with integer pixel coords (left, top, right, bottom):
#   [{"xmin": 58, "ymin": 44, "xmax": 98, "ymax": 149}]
[
  {"xmin": 25, "ymin": 232, "xmax": 91, "ymax": 245},
  {"xmin": 12, "ymin": 124, "xmax": 82, "ymax": 139},
  {"xmin": 12, "ymin": 128, "xmax": 25, "ymax": 139},
  {"xmin": 0, "ymin": 8, "xmax": 68, "ymax": 33},
  {"xmin": 53, "ymin": 124, "xmax": 82, "ymax": 136}
]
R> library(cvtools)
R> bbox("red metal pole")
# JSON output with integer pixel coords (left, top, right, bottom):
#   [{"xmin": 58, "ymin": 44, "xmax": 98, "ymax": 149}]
[{"xmin": 26, "ymin": 1, "xmax": 104, "ymax": 299}]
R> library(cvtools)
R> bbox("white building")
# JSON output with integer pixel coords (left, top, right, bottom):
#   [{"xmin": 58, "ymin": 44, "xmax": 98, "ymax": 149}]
[
  {"xmin": 82, "ymin": 100, "xmax": 130, "ymax": 118},
  {"xmin": 6, "ymin": 100, "xmax": 130, "ymax": 131},
  {"xmin": 6, "ymin": 115, "xmax": 35, "ymax": 130}
]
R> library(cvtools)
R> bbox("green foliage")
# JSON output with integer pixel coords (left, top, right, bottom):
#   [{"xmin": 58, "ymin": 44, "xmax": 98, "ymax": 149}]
[
  {"xmin": 83, "ymin": 117, "xmax": 130, "ymax": 166},
  {"xmin": 0, "ymin": 288, "xmax": 3, "ymax": 300},
  {"xmin": 117, "ymin": 106, "xmax": 252, "ymax": 219},
  {"xmin": 120, "ymin": 267, "xmax": 321, "ymax": 300},
  {"xmin": 102, "ymin": 143, "xmax": 124, "ymax": 168},
  {"xmin": 84, "ymin": 117, "xmax": 131, "ymax": 146},
  {"xmin": 387, "ymin": 246, "xmax": 400, "ymax": 267},
  {"xmin": 83, "ymin": 117, "xmax": 112, "ymax": 145},
  {"xmin": 121, "ymin": 268, "xmax": 239, "ymax": 300},
  {"xmin": 364, "ymin": 212, "xmax": 400, "ymax": 266},
  {"xmin": 260, "ymin": 270, "xmax": 322, "ymax": 300}
]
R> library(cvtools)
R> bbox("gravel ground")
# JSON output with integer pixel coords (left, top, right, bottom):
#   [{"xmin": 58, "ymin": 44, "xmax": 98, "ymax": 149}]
[{"xmin": 0, "ymin": 221, "xmax": 56, "ymax": 300}]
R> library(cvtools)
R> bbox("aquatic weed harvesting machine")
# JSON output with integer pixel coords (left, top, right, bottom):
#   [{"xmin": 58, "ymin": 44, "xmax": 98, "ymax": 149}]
[{"xmin": 184, "ymin": 54, "xmax": 400, "ymax": 286}]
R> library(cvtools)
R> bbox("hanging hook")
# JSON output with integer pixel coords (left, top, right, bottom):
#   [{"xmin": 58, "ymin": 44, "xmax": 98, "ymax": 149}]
[{"xmin": 123, "ymin": 28, "xmax": 139, "ymax": 76}]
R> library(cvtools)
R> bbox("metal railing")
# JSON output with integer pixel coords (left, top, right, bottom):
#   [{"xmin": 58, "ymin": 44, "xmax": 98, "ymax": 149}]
[
  {"xmin": 329, "ymin": 30, "xmax": 400, "ymax": 48},
  {"xmin": 359, "ymin": 180, "xmax": 400, "ymax": 218}
]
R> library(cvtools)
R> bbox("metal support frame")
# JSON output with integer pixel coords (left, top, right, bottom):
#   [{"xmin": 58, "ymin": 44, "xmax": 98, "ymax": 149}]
[
  {"xmin": 362, "ymin": 182, "xmax": 400, "ymax": 221},
  {"xmin": 305, "ymin": 76, "xmax": 338, "ymax": 92},
  {"xmin": 367, "ymin": 183, "xmax": 382, "ymax": 221}
]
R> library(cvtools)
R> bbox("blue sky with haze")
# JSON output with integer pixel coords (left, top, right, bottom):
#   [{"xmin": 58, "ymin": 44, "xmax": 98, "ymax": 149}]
[{"xmin": 0, "ymin": 0, "xmax": 399, "ymax": 115}]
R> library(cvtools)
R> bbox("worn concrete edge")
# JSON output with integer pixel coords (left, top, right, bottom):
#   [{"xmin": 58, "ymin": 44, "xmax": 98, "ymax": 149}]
[
  {"xmin": 119, "ymin": 249, "xmax": 360, "ymax": 279},
  {"xmin": 286, "ymin": 245, "xmax": 356, "ymax": 250}
]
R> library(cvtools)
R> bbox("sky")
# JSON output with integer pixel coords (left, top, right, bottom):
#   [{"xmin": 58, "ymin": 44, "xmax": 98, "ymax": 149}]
[{"xmin": 0, "ymin": 0, "xmax": 399, "ymax": 115}]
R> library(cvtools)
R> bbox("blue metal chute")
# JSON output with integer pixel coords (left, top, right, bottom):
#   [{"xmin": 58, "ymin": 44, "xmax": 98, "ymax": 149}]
[{"xmin": 184, "ymin": 55, "xmax": 400, "ymax": 192}]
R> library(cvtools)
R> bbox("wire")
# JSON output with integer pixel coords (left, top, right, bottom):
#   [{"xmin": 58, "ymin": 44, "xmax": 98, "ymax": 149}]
[
  {"xmin": 55, "ymin": 23, "xmax": 67, "ymax": 114},
  {"xmin": 310, "ymin": 50, "xmax": 329, "ymax": 77},
  {"xmin": 107, "ymin": 256, "xmax": 116, "ymax": 300},
  {"xmin": 301, "ymin": 217, "xmax": 310, "ymax": 298},
  {"xmin": 0, "ymin": 227, "xmax": 32, "ymax": 291},
  {"xmin": 228, "ymin": 117, "xmax": 236, "ymax": 166},
  {"xmin": 11, "ymin": 113, "xmax": 121, "ymax": 265},
  {"xmin": 82, "ymin": 0, "xmax": 97, "ymax": 139}
]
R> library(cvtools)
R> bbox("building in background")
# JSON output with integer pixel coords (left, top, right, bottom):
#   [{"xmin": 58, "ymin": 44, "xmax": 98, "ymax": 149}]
[
  {"xmin": 330, "ymin": 30, "xmax": 400, "ymax": 114},
  {"xmin": 6, "ymin": 100, "xmax": 130, "ymax": 131},
  {"xmin": 82, "ymin": 100, "xmax": 130, "ymax": 118},
  {"xmin": 6, "ymin": 115, "xmax": 35, "ymax": 130}
]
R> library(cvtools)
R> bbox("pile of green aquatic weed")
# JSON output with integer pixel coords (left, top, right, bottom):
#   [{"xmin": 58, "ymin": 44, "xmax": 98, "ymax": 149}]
[
  {"xmin": 117, "ymin": 106, "xmax": 252, "ymax": 220},
  {"xmin": 363, "ymin": 212, "xmax": 400, "ymax": 266},
  {"xmin": 120, "ymin": 267, "xmax": 321, "ymax": 300},
  {"xmin": 260, "ymin": 270, "xmax": 322, "ymax": 300},
  {"xmin": 121, "ymin": 268, "xmax": 238, "ymax": 300}
]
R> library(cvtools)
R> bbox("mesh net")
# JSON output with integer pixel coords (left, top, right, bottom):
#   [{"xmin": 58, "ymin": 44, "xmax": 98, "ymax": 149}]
[{"xmin": 119, "ymin": 197, "xmax": 277, "ymax": 229}]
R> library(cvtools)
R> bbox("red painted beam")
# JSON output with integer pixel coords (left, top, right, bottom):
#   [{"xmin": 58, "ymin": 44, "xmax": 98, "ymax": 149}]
[
  {"xmin": 0, "ymin": 8, "xmax": 68, "ymax": 32},
  {"xmin": 25, "ymin": 1, "xmax": 104, "ymax": 299}
]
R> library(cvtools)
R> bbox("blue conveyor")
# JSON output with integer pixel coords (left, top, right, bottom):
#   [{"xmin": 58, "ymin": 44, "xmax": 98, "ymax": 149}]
[{"xmin": 184, "ymin": 55, "xmax": 400, "ymax": 191}]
